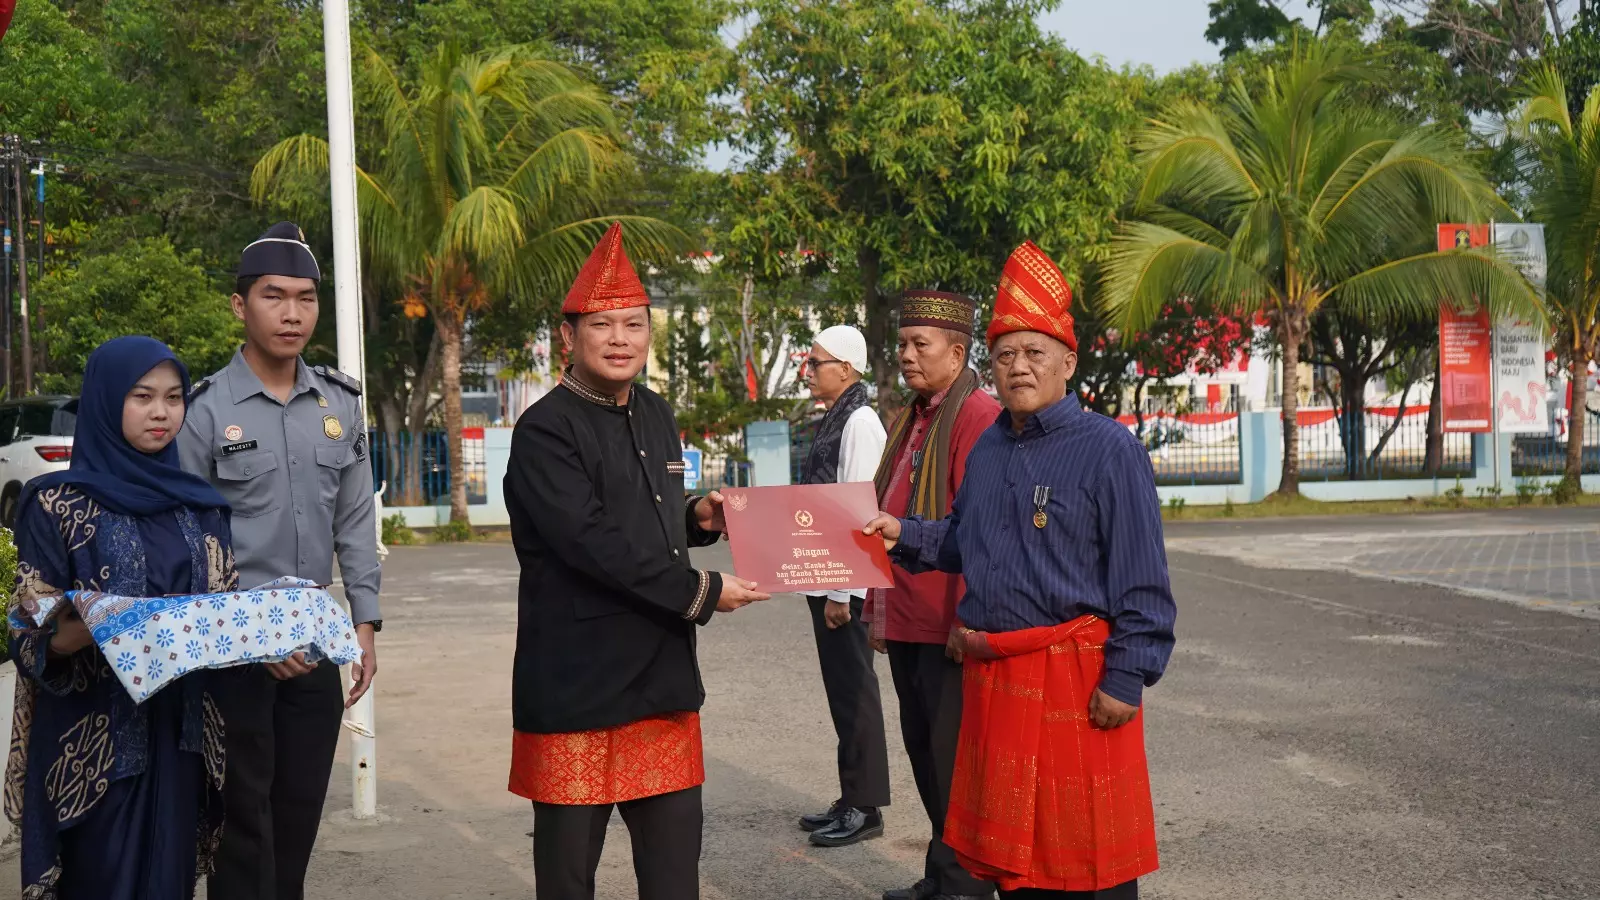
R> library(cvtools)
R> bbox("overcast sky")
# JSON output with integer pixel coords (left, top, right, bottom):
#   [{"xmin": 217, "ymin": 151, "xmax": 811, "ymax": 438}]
[
  {"xmin": 1043, "ymin": 0, "xmax": 1318, "ymax": 71},
  {"xmin": 702, "ymin": 1, "xmax": 1322, "ymax": 169}
]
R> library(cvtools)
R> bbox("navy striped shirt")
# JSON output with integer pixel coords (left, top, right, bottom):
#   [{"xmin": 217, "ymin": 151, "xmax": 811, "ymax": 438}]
[{"xmin": 893, "ymin": 393, "xmax": 1177, "ymax": 706}]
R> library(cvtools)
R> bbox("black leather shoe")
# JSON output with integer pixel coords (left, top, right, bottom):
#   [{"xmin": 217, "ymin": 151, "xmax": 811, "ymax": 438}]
[
  {"xmin": 882, "ymin": 878, "xmax": 937, "ymax": 900},
  {"xmin": 798, "ymin": 799, "xmax": 847, "ymax": 832},
  {"xmin": 808, "ymin": 807, "xmax": 883, "ymax": 847}
]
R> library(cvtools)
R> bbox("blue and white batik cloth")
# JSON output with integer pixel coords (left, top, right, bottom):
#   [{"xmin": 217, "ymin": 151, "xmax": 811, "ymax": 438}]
[{"xmin": 10, "ymin": 576, "xmax": 364, "ymax": 703}]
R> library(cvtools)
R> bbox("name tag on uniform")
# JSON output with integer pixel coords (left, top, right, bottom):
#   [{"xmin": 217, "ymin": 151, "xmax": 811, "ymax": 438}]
[{"xmin": 221, "ymin": 440, "xmax": 259, "ymax": 455}]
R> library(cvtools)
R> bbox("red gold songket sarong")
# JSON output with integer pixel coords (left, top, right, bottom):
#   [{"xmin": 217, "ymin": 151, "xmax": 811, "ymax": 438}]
[
  {"xmin": 508, "ymin": 711, "xmax": 705, "ymax": 805},
  {"xmin": 944, "ymin": 616, "xmax": 1159, "ymax": 892}
]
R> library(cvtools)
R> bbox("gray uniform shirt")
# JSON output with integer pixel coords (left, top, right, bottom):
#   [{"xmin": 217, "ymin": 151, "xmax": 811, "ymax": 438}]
[{"xmin": 179, "ymin": 349, "xmax": 382, "ymax": 625}]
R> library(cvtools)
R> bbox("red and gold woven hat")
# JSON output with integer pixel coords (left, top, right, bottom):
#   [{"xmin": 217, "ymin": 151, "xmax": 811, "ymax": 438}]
[
  {"xmin": 562, "ymin": 222, "xmax": 650, "ymax": 315},
  {"xmin": 985, "ymin": 240, "xmax": 1076, "ymax": 351}
]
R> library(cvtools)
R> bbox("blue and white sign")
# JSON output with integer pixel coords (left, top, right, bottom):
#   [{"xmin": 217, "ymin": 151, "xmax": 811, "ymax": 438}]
[{"xmin": 681, "ymin": 448, "xmax": 702, "ymax": 491}]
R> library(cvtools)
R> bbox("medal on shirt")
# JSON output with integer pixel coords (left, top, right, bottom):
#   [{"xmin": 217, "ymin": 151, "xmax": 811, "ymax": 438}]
[
  {"xmin": 1032, "ymin": 485, "xmax": 1051, "ymax": 529},
  {"xmin": 323, "ymin": 415, "xmax": 344, "ymax": 440},
  {"xmin": 910, "ymin": 450, "xmax": 924, "ymax": 483}
]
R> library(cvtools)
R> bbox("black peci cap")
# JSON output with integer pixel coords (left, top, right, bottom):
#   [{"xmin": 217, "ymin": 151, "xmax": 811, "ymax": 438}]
[{"xmin": 238, "ymin": 221, "xmax": 321, "ymax": 282}]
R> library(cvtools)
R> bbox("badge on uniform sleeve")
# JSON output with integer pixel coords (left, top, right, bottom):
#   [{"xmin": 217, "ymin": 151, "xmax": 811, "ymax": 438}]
[
  {"xmin": 323, "ymin": 416, "xmax": 344, "ymax": 440},
  {"xmin": 224, "ymin": 425, "xmax": 243, "ymax": 442}
]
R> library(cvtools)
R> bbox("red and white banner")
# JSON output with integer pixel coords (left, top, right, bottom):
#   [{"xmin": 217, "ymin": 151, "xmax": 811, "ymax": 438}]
[
  {"xmin": 1438, "ymin": 225, "xmax": 1493, "ymax": 432},
  {"xmin": 1117, "ymin": 412, "xmax": 1239, "ymax": 446}
]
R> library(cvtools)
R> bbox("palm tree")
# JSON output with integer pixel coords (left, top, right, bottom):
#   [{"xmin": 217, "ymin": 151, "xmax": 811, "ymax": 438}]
[
  {"xmin": 1101, "ymin": 42, "xmax": 1540, "ymax": 497},
  {"xmin": 253, "ymin": 44, "xmax": 685, "ymax": 523},
  {"xmin": 1514, "ymin": 65, "xmax": 1600, "ymax": 495}
]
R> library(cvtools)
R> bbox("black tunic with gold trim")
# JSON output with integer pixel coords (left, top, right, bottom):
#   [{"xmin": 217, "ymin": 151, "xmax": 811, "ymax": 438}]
[{"xmin": 504, "ymin": 373, "xmax": 722, "ymax": 803}]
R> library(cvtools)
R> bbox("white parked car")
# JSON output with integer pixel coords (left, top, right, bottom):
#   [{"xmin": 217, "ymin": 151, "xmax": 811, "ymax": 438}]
[{"xmin": 0, "ymin": 396, "xmax": 77, "ymax": 528}]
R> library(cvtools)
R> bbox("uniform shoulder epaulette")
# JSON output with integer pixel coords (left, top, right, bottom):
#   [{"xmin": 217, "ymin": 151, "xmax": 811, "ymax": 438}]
[
  {"xmin": 188, "ymin": 376, "xmax": 213, "ymax": 402},
  {"xmin": 313, "ymin": 365, "xmax": 363, "ymax": 395}
]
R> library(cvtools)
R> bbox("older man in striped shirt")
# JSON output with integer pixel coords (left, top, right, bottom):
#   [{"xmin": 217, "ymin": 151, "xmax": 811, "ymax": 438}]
[{"xmin": 866, "ymin": 241, "xmax": 1176, "ymax": 900}]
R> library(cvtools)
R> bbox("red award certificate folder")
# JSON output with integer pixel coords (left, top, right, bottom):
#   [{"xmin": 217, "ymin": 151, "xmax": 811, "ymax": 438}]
[{"xmin": 720, "ymin": 482, "xmax": 895, "ymax": 591}]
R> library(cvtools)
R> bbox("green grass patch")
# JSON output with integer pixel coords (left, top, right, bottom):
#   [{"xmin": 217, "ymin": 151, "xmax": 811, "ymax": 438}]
[
  {"xmin": 381, "ymin": 513, "xmax": 418, "ymax": 546},
  {"xmin": 430, "ymin": 519, "xmax": 476, "ymax": 543},
  {"xmin": 0, "ymin": 527, "xmax": 15, "ymax": 660}
]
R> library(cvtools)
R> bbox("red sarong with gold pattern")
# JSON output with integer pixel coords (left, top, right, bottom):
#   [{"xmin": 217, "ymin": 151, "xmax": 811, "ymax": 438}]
[
  {"xmin": 945, "ymin": 616, "xmax": 1158, "ymax": 892},
  {"xmin": 508, "ymin": 711, "xmax": 705, "ymax": 805}
]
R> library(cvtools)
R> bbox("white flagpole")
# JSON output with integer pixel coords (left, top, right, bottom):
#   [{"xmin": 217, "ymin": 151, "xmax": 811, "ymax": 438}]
[{"xmin": 323, "ymin": 0, "xmax": 378, "ymax": 820}]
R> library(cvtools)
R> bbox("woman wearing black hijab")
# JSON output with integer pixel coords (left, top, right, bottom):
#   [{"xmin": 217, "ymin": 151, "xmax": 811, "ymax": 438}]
[{"xmin": 6, "ymin": 336, "xmax": 236, "ymax": 899}]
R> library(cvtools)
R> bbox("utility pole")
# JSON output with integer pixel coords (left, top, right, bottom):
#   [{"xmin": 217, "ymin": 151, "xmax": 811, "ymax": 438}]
[
  {"xmin": 2, "ymin": 147, "xmax": 12, "ymax": 398},
  {"xmin": 11, "ymin": 136, "xmax": 32, "ymax": 396},
  {"xmin": 323, "ymin": 0, "xmax": 377, "ymax": 820},
  {"xmin": 33, "ymin": 157, "xmax": 43, "ymax": 281}
]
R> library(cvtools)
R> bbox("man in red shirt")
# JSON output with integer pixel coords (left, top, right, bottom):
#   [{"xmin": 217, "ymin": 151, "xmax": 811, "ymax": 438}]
[{"xmin": 867, "ymin": 291, "xmax": 1001, "ymax": 900}]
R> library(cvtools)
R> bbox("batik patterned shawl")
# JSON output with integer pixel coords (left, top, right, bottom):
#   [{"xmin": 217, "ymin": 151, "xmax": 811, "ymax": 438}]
[{"xmin": 12, "ymin": 577, "xmax": 363, "ymax": 704}]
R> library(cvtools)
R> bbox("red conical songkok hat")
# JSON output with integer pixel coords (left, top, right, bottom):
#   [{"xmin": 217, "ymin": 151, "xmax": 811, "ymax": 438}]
[
  {"xmin": 985, "ymin": 240, "xmax": 1076, "ymax": 351},
  {"xmin": 562, "ymin": 222, "xmax": 650, "ymax": 315}
]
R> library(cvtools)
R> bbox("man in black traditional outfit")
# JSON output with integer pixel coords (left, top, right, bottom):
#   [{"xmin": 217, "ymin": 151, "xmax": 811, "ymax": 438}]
[{"xmin": 503, "ymin": 222, "xmax": 770, "ymax": 900}]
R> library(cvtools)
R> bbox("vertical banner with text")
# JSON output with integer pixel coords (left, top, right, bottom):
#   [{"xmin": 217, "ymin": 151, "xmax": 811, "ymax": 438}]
[
  {"xmin": 1438, "ymin": 225, "xmax": 1493, "ymax": 433},
  {"xmin": 1490, "ymin": 223, "xmax": 1550, "ymax": 433}
]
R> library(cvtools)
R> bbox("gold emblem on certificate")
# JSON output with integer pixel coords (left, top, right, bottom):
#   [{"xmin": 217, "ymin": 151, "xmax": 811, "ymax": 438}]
[{"xmin": 794, "ymin": 509, "xmax": 814, "ymax": 529}]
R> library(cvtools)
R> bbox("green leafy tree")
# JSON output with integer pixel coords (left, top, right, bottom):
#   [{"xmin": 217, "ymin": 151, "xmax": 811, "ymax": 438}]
[
  {"xmin": 722, "ymin": 0, "xmax": 1145, "ymax": 413},
  {"xmin": 39, "ymin": 0, "xmax": 332, "ymax": 267},
  {"xmin": 1556, "ymin": 6, "xmax": 1600, "ymax": 119},
  {"xmin": 1514, "ymin": 64, "xmax": 1600, "ymax": 492},
  {"xmin": 1377, "ymin": 0, "xmax": 1554, "ymax": 116},
  {"xmin": 0, "ymin": 1, "xmax": 133, "ymax": 147},
  {"xmin": 32, "ymin": 237, "xmax": 240, "ymax": 392},
  {"xmin": 253, "ymin": 43, "xmax": 684, "ymax": 523},
  {"xmin": 654, "ymin": 260, "xmax": 844, "ymax": 445},
  {"xmin": 1101, "ymin": 42, "xmax": 1540, "ymax": 497},
  {"xmin": 364, "ymin": 0, "xmax": 734, "ymax": 169},
  {"xmin": 1206, "ymin": 0, "xmax": 1297, "ymax": 56}
]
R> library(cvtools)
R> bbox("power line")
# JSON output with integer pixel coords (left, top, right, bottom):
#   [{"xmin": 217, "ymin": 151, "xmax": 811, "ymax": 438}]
[{"xmin": 23, "ymin": 139, "xmax": 245, "ymax": 183}]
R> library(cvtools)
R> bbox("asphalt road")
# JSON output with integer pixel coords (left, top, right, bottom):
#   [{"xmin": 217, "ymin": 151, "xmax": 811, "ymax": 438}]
[{"xmin": 4, "ymin": 510, "xmax": 1598, "ymax": 899}]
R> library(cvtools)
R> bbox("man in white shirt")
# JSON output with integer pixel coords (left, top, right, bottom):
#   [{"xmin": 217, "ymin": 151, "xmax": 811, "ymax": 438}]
[{"xmin": 795, "ymin": 324, "xmax": 892, "ymax": 848}]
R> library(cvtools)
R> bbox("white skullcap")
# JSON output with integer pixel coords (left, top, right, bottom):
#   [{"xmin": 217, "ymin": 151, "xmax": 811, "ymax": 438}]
[{"xmin": 813, "ymin": 325, "xmax": 869, "ymax": 374}]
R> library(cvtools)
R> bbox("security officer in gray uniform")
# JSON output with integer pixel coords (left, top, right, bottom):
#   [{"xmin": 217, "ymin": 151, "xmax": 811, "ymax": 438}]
[{"xmin": 178, "ymin": 221, "xmax": 382, "ymax": 900}]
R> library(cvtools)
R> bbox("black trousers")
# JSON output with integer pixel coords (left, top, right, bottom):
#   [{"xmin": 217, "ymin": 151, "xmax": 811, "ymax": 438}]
[
  {"xmin": 805, "ymin": 594, "xmax": 891, "ymax": 809},
  {"xmin": 208, "ymin": 661, "xmax": 345, "ymax": 900},
  {"xmin": 887, "ymin": 640, "xmax": 993, "ymax": 896},
  {"xmin": 532, "ymin": 786, "xmax": 702, "ymax": 900},
  {"xmin": 999, "ymin": 880, "xmax": 1138, "ymax": 899}
]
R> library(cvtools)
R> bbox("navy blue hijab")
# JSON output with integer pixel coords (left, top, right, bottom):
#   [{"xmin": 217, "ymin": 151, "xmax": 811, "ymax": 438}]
[{"xmin": 26, "ymin": 336, "xmax": 228, "ymax": 517}]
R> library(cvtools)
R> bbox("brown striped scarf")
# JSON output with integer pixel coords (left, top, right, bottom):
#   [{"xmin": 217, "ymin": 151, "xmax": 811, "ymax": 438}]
[{"xmin": 872, "ymin": 367, "xmax": 980, "ymax": 518}]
